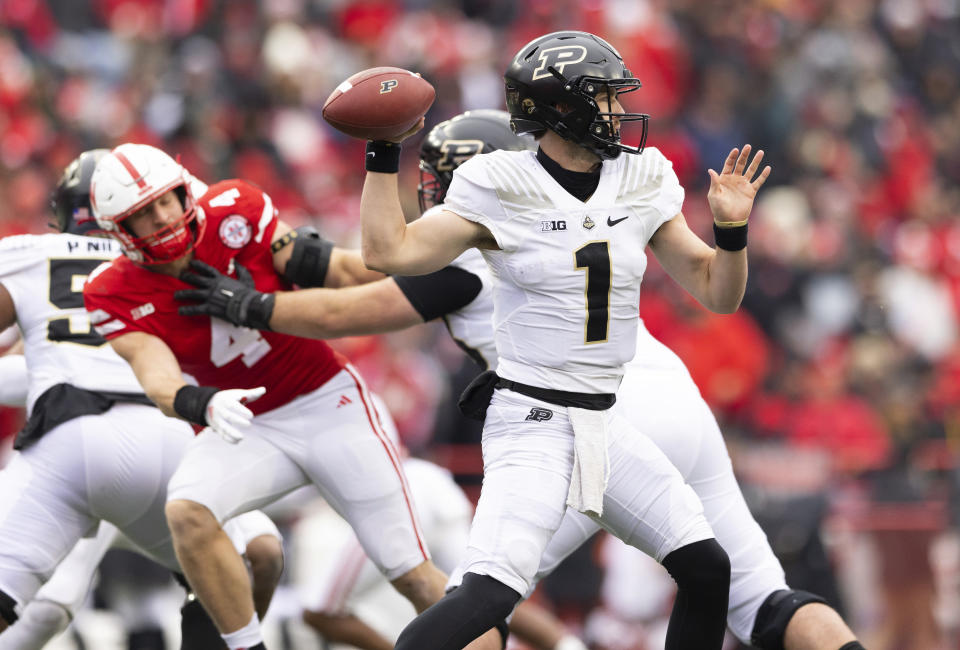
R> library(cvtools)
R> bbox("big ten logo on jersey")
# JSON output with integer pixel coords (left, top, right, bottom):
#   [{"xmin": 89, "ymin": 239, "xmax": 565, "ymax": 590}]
[
  {"xmin": 436, "ymin": 140, "xmax": 483, "ymax": 172},
  {"xmin": 540, "ymin": 219, "xmax": 567, "ymax": 232},
  {"xmin": 532, "ymin": 45, "xmax": 587, "ymax": 81},
  {"xmin": 525, "ymin": 407, "xmax": 553, "ymax": 422}
]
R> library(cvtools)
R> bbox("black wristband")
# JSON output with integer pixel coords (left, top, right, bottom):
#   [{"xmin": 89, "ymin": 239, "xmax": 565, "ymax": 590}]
[
  {"xmin": 173, "ymin": 385, "xmax": 219, "ymax": 426},
  {"xmin": 365, "ymin": 140, "xmax": 401, "ymax": 173},
  {"xmin": 713, "ymin": 222, "xmax": 748, "ymax": 251},
  {"xmin": 244, "ymin": 292, "xmax": 276, "ymax": 331}
]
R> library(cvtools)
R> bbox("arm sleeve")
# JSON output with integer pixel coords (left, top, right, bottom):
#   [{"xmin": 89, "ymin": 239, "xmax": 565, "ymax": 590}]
[{"xmin": 391, "ymin": 266, "xmax": 483, "ymax": 322}]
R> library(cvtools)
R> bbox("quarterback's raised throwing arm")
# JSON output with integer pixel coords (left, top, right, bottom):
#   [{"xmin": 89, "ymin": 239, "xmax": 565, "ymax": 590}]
[
  {"xmin": 360, "ymin": 145, "xmax": 498, "ymax": 276},
  {"xmin": 360, "ymin": 114, "xmax": 769, "ymax": 323}
]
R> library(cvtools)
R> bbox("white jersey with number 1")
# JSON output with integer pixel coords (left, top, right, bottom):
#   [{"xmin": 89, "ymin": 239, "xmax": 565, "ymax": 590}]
[{"xmin": 443, "ymin": 147, "xmax": 683, "ymax": 393}]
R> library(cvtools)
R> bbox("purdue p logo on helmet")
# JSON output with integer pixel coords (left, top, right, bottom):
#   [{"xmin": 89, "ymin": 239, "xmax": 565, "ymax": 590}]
[
  {"xmin": 418, "ymin": 109, "xmax": 536, "ymax": 212},
  {"xmin": 504, "ymin": 30, "xmax": 650, "ymax": 160},
  {"xmin": 531, "ymin": 45, "xmax": 587, "ymax": 81}
]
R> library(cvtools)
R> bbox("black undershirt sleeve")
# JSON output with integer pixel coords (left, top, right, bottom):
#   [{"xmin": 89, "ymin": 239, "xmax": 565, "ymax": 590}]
[{"xmin": 392, "ymin": 265, "xmax": 483, "ymax": 322}]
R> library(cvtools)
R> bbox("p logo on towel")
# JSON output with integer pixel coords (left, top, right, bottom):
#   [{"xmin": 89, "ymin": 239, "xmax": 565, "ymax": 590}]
[{"xmin": 525, "ymin": 407, "xmax": 553, "ymax": 422}]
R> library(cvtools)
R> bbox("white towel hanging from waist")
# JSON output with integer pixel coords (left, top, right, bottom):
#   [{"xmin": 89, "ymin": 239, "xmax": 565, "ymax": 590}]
[{"xmin": 566, "ymin": 407, "xmax": 610, "ymax": 517}]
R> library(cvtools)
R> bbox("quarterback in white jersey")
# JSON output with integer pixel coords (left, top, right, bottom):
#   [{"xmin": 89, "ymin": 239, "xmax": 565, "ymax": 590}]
[
  {"xmin": 0, "ymin": 151, "xmax": 283, "ymax": 649},
  {"xmin": 176, "ymin": 108, "xmax": 861, "ymax": 649},
  {"xmin": 356, "ymin": 27, "xmax": 780, "ymax": 650}
]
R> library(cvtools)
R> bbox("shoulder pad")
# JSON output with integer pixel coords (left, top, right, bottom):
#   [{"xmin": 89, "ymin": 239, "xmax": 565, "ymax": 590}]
[
  {"xmin": 0, "ymin": 234, "xmax": 46, "ymax": 277},
  {"xmin": 200, "ymin": 179, "xmax": 277, "ymax": 247}
]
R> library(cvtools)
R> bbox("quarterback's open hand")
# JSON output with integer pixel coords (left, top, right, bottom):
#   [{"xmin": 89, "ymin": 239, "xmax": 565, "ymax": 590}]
[
  {"xmin": 205, "ymin": 387, "xmax": 266, "ymax": 444},
  {"xmin": 707, "ymin": 145, "xmax": 771, "ymax": 225},
  {"xmin": 176, "ymin": 260, "xmax": 275, "ymax": 330}
]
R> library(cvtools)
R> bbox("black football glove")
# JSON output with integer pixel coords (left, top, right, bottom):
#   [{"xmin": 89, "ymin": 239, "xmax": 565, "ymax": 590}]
[{"xmin": 175, "ymin": 260, "xmax": 275, "ymax": 331}]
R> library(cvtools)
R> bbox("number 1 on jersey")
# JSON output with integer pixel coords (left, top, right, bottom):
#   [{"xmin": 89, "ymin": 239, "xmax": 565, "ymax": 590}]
[{"xmin": 575, "ymin": 241, "xmax": 611, "ymax": 344}]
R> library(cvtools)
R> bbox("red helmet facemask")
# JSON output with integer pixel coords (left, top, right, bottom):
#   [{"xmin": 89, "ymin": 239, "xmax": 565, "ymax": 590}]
[{"xmin": 116, "ymin": 185, "xmax": 205, "ymax": 265}]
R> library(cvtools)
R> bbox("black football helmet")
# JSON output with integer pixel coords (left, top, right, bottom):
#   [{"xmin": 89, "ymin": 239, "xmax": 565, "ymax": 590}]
[
  {"xmin": 418, "ymin": 109, "xmax": 536, "ymax": 212},
  {"xmin": 50, "ymin": 149, "xmax": 110, "ymax": 235},
  {"xmin": 504, "ymin": 31, "xmax": 649, "ymax": 160}
]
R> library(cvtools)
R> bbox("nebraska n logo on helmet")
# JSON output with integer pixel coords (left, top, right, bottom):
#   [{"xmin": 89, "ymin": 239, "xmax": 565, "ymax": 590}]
[{"xmin": 504, "ymin": 30, "xmax": 650, "ymax": 160}]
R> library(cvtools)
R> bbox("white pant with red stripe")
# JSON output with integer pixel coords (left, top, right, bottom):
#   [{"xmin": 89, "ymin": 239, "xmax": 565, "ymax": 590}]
[{"xmin": 166, "ymin": 366, "xmax": 429, "ymax": 580}]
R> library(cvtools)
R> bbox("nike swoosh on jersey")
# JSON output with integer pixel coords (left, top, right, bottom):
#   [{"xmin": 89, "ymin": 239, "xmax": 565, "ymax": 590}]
[{"xmin": 607, "ymin": 215, "xmax": 629, "ymax": 226}]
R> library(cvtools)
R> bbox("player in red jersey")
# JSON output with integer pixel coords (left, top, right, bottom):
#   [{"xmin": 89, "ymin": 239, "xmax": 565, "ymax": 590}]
[{"xmin": 82, "ymin": 143, "xmax": 502, "ymax": 650}]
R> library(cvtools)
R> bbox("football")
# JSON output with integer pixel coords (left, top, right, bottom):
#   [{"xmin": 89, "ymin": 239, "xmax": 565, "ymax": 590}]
[{"xmin": 322, "ymin": 67, "xmax": 435, "ymax": 140}]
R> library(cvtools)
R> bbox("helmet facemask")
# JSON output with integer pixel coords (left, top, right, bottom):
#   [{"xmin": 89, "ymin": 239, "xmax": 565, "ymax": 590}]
[
  {"xmin": 417, "ymin": 160, "xmax": 450, "ymax": 212},
  {"xmin": 112, "ymin": 183, "xmax": 204, "ymax": 265},
  {"xmin": 515, "ymin": 67, "xmax": 649, "ymax": 160},
  {"xmin": 92, "ymin": 144, "xmax": 206, "ymax": 265}
]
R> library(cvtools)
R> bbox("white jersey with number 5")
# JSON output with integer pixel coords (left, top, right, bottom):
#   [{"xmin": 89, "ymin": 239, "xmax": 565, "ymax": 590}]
[
  {"xmin": 0, "ymin": 233, "xmax": 138, "ymax": 413},
  {"xmin": 443, "ymin": 147, "xmax": 683, "ymax": 393}
]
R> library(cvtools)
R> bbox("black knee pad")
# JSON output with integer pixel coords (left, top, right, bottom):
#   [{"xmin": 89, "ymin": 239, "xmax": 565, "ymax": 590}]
[
  {"xmin": 662, "ymin": 538, "xmax": 731, "ymax": 590},
  {"xmin": 179, "ymin": 596, "xmax": 227, "ymax": 650},
  {"xmin": 442, "ymin": 577, "xmax": 511, "ymax": 647},
  {"xmin": 751, "ymin": 589, "xmax": 828, "ymax": 650},
  {"xmin": 128, "ymin": 626, "xmax": 166, "ymax": 650},
  {"xmin": 394, "ymin": 573, "xmax": 519, "ymax": 650},
  {"xmin": 456, "ymin": 573, "xmax": 520, "ymax": 623},
  {"xmin": 0, "ymin": 588, "xmax": 19, "ymax": 626}
]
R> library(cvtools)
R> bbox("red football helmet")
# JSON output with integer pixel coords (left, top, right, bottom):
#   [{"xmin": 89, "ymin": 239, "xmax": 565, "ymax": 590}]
[{"xmin": 91, "ymin": 143, "xmax": 205, "ymax": 264}]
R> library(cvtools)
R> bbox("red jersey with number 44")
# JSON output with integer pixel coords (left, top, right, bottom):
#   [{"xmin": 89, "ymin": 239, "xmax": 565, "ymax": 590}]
[{"xmin": 83, "ymin": 179, "xmax": 347, "ymax": 415}]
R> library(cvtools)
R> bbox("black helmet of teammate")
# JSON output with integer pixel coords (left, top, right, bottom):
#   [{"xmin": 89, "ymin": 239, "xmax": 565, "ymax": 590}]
[
  {"xmin": 418, "ymin": 109, "xmax": 536, "ymax": 212},
  {"xmin": 50, "ymin": 149, "xmax": 110, "ymax": 235},
  {"xmin": 504, "ymin": 31, "xmax": 649, "ymax": 160}
]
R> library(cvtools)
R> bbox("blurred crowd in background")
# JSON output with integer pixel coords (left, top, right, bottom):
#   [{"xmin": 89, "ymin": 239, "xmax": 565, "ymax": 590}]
[{"xmin": 2, "ymin": 0, "xmax": 960, "ymax": 648}]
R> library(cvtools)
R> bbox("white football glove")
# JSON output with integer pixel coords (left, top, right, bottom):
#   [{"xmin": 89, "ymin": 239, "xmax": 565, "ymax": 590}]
[{"xmin": 204, "ymin": 387, "xmax": 266, "ymax": 444}]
